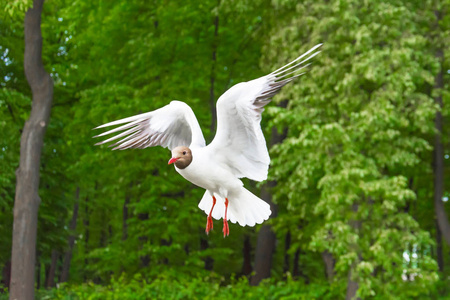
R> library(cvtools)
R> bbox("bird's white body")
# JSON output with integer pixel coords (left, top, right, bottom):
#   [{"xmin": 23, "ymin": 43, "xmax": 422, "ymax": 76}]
[
  {"xmin": 174, "ymin": 146, "xmax": 269, "ymax": 226},
  {"xmin": 175, "ymin": 146, "xmax": 242, "ymax": 197},
  {"xmin": 94, "ymin": 44, "xmax": 322, "ymax": 233}
]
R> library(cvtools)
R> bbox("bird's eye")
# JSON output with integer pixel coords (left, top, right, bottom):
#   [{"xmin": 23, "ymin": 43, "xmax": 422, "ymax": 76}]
[{"xmin": 183, "ymin": 151, "xmax": 187, "ymax": 155}]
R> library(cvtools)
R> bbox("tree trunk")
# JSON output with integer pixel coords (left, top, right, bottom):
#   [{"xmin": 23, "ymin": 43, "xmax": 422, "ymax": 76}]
[
  {"xmin": 250, "ymin": 209, "xmax": 277, "ymax": 286},
  {"xmin": 99, "ymin": 222, "xmax": 107, "ymax": 247},
  {"xmin": 346, "ymin": 268, "xmax": 360, "ymax": 300},
  {"xmin": 36, "ymin": 257, "xmax": 41, "ymax": 290},
  {"xmin": 208, "ymin": 0, "xmax": 220, "ymax": 134},
  {"xmin": 292, "ymin": 248, "xmax": 309, "ymax": 283},
  {"xmin": 138, "ymin": 212, "xmax": 150, "ymax": 267},
  {"xmin": 122, "ymin": 183, "xmax": 133, "ymax": 241},
  {"xmin": 9, "ymin": 1, "xmax": 53, "ymax": 299},
  {"xmin": 432, "ymin": 10, "xmax": 450, "ymax": 245},
  {"xmin": 250, "ymin": 170, "xmax": 281, "ymax": 286},
  {"xmin": 283, "ymin": 231, "xmax": 291, "ymax": 275},
  {"xmin": 435, "ymin": 220, "xmax": 444, "ymax": 272},
  {"xmin": 242, "ymin": 235, "xmax": 252, "ymax": 276},
  {"xmin": 83, "ymin": 196, "xmax": 90, "ymax": 280},
  {"xmin": 292, "ymin": 249, "xmax": 300, "ymax": 278},
  {"xmin": 250, "ymin": 101, "xmax": 288, "ymax": 286},
  {"xmin": 200, "ymin": 238, "xmax": 214, "ymax": 271},
  {"xmin": 346, "ymin": 204, "xmax": 361, "ymax": 300},
  {"xmin": 60, "ymin": 187, "xmax": 80, "ymax": 282},
  {"xmin": 122, "ymin": 196, "xmax": 129, "ymax": 241},
  {"xmin": 322, "ymin": 250, "xmax": 335, "ymax": 281},
  {"xmin": 1, "ymin": 261, "xmax": 11, "ymax": 291},
  {"xmin": 45, "ymin": 250, "xmax": 58, "ymax": 288}
]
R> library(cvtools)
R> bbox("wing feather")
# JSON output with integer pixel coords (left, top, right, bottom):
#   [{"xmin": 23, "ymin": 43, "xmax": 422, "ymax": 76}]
[
  {"xmin": 209, "ymin": 44, "xmax": 322, "ymax": 181},
  {"xmin": 94, "ymin": 101, "xmax": 205, "ymax": 151}
]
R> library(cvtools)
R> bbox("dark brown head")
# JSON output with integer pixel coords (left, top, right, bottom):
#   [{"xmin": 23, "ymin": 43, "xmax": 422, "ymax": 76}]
[{"xmin": 168, "ymin": 146, "xmax": 192, "ymax": 169}]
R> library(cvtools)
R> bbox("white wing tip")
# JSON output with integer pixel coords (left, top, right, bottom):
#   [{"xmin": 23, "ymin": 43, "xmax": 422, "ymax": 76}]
[{"xmin": 93, "ymin": 124, "xmax": 108, "ymax": 130}]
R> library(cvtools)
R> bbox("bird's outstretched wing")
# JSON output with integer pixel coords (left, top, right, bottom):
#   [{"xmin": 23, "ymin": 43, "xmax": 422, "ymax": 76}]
[
  {"xmin": 209, "ymin": 44, "xmax": 322, "ymax": 181},
  {"xmin": 94, "ymin": 101, "xmax": 205, "ymax": 150}
]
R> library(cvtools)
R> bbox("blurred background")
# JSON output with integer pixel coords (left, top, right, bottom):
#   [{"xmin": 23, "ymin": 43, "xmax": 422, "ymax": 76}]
[{"xmin": 1, "ymin": 0, "xmax": 449, "ymax": 299}]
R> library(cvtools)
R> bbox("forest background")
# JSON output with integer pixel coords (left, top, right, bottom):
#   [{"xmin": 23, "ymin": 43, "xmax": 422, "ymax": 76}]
[{"xmin": 1, "ymin": 0, "xmax": 450, "ymax": 299}]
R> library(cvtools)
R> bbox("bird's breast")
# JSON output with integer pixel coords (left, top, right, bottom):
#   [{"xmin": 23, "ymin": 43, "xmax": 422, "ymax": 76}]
[{"xmin": 174, "ymin": 148, "xmax": 241, "ymax": 195}]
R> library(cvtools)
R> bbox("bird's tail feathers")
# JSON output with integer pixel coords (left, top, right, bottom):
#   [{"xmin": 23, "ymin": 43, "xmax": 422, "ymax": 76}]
[{"xmin": 198, "ymin": 188, "xmax": 271, "ymax": 227}]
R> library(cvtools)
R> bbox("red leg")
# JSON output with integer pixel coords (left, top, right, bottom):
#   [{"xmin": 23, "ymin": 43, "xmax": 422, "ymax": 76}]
[
  {"xmin": 223, "ymin": 198, "xmax": 229, "ymax": 237},
  {"xmin": 206, "ymin": 196, "xmax": 216, "ymax": 234}
]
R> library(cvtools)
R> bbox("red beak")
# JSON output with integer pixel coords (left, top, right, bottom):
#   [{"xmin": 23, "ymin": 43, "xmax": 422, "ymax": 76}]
[{"xmin": 168, "ymin": 157, "xmax": 179, "ymax": 165}]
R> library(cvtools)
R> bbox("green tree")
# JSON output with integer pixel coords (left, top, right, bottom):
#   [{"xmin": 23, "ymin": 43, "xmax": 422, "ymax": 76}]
[
  {"xmin": 266, "ymin": 0, "xmax": 443, "ymax": 298},
  {"xmin": 1, "ymin": 0, "xmax": 449, "ymax": 299}
]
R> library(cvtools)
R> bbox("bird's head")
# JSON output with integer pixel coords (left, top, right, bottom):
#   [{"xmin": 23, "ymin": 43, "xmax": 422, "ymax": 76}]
[{"xmin": 168, "ymin": 146, "xmax": 192, "ymax": 169}]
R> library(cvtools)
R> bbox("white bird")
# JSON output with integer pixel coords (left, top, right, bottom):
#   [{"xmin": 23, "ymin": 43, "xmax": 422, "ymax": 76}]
[{"xmin": 94, "ymin": 44, "xmax": 322, "ymax": 237}]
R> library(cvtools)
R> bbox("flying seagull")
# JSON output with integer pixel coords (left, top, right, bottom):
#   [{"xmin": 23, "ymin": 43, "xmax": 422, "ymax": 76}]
[{"xmin": 94, "ymin": 44, "xmax": 322, "ymax": 237}]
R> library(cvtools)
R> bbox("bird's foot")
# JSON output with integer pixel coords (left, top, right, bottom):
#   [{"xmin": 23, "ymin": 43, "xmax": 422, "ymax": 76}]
[
  {"xmin": 206, "ymin": 196, "xmax": 217, "ymax": 235},
  {"xmin": 206, "ymin": 215, "xmax": 214, "ymax": 234},
  {"xmin": 223, "ymin": 198, "xmax": 229, "ymax": 237},
  {"xmin": 223, "ymin": 219, "xmax": 229, "ymax": 237}
]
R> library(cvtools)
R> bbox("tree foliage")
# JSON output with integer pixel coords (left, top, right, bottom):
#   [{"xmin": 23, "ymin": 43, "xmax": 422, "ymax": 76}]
[{"xmin": 1, "ymin": 0, "xmax": 449, "ymax": 298}]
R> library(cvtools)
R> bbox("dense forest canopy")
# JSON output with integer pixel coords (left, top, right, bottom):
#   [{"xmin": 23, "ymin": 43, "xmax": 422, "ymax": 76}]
[{"xmin": 0, "ymin": 0, "xmax": 449, "ymax": 299}]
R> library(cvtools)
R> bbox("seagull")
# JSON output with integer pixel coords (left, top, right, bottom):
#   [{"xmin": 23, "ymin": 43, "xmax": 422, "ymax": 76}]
[{"xmin": 94, "ymin": 44, "xmax": 322, "ymax": 237}]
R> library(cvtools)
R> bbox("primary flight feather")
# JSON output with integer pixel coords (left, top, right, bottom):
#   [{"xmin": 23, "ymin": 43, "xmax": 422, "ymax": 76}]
[{"xmin": 94, "ymin": 44, "xmax": 322, "ymax": 237}]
